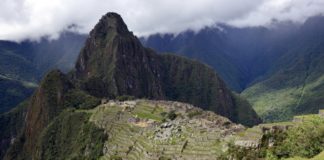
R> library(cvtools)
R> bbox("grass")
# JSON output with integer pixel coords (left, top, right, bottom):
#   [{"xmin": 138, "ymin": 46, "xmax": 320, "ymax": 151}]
[
  {"xmin": 243, "ymin": 84, "xmax": 298, "ymax": 122},
  {"xmin": 243, "ymin": 74, "xmax": 324, "ymax": 122},
  {"xmin": 259, "ymin": 121, "xmax": 294, "ymax": 127},
  {"xmin": 132, "ymin": 103, "xmax": 164, "ymax": 122},
  {"xmin": 236, "ymin": 127, "xmax": 263, "ymax": 141},
  {"xmin": 293, "ymin": 114, "xmax": 320, "ymax": 121}
]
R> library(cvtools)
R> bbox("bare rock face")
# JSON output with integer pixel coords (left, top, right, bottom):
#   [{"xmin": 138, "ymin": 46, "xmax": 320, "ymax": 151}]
[
  {"xmin": 74, "ymin": 12, "xmax": 261, "ymax": 126},
  {"xmin": 75, "ymin": 13, "xmax": 165, "ymax": 99}
]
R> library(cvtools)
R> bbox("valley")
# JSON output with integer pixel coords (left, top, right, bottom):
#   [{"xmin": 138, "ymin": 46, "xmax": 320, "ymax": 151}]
[{"xmin": 142, "ymin": 16, "xmax": 324, "ymax": 122}]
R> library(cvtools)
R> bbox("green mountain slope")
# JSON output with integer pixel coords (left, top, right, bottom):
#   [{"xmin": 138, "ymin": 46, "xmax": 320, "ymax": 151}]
[
  {"xmin": 242, "ymin": 16, "xmax": 324, "ymax": 122},
  {"xmin": 141, "ymin": 29, "xmax": 245, "ymax": 92},
  {"xmin": 36, "ymin": 109, "xmax": 106, "ymax": 160},
  {"xmin": 142, "ymin": 18, "xmax": 324, "ymax": 122}
]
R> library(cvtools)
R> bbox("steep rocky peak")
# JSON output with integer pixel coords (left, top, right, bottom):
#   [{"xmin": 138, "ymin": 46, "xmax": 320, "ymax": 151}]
[
  {"xmin": 73, "ymin": 12, "xmax": 260, "ymax": 126},
  {"xmin": 75, "ymin": 12, "xmax": 145, "ymax": 80},
  {"xmin": 90, "ymin": 12, "xmax": 130, "ymax": 38}
]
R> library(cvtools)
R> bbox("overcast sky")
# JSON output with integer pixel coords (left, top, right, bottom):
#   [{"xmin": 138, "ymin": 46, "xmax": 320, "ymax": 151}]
[{"xmin": 1, "ymin": 0, "xmax": 324, "ymax": 41}]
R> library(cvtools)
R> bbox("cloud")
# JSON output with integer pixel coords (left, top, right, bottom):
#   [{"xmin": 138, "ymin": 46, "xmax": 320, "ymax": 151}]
[
  {"xmin": 0, "ymin": 0, "xmax": 323, "ymax": 41},
  {"xmin": 228, "ymin": 0, "xmax": 324, "ymax": 26}
]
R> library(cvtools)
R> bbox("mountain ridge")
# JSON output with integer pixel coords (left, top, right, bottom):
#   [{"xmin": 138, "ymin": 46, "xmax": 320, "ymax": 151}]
[{"xmin": 142, "ymin": 16, "xmax": 324, "ymax": 122}]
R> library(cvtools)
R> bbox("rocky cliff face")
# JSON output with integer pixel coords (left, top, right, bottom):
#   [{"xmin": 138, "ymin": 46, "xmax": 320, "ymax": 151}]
[
  {"xmin": 74, "ymin": 12, "xmax": 261, "ymax": 126},
  {"xmin": 75, "ymin": 13, "xmax": 165, "ymax": 98}
]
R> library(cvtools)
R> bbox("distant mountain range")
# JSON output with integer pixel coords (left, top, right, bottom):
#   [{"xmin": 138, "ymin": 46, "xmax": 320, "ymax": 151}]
[
  {"xmin": 0, "ymin": 32, "xmax": 86, "ymax": 113},
  {"xmin": 1, "ymin": 14, "xmax": 324, "ymax": 123},
  {"xmin": 142, "ymin": 15, "xmax": 324, "ymax": 122}
]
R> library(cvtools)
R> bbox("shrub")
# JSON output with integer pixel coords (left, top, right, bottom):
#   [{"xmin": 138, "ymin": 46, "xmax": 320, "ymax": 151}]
[
  {"xmin": 37, "ymin": 110, "xmax": 107, "ymax": 160},
  {"xmin": 273, "ymin": 118, "xmax": 324, "ymax": 158},
  {"xmin": 64, "ymin": 89, "xmax": 100, "ymax": 109},
  {"xmin": 167, "ymin": 110, "xmax": 177, "ymax": 120}
]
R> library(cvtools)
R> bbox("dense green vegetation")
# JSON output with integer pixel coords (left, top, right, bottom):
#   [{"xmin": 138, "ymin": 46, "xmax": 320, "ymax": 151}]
[
  {"xmin": 270, "ymin": 115, "xmax": 324, "ymax": 159},
  {"xmin": 241, "ymin": 17, "xmax": 324, "ymax": 122},
  {"xmin": 243, "ymin": 48, "xmax": 324, "ymax": 122},
  {"xmin": 64, "ymin": 89, "xmax": 101, "ymax": 109},
  {"xmin": 36, "ymin": 109, "xmax": 106, "ymax": 160},
  {"xmin": 225, "ymin": 114, "xmax": 324, "ymax": 160}
]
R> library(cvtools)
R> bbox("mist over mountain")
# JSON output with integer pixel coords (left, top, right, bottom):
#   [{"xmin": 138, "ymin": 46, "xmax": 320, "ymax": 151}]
[
  {"xmin": 142, "ymin": 15, "xmax": 324, "ymax": 121},
  {"xmin": 2, "ymin": 0, "xmax": 324, "ymax": 41},
  {"xmin": 141, "ymin": 20, "xmax": 300, "ymax": 92},
  {"xmin": 0, "ymin": 32, "xmax": 86, "ymax": 113}
]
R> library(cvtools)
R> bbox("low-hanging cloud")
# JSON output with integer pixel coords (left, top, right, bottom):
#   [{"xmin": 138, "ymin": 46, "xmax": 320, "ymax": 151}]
[{"xmin": 1, "ymin": 0, "xmax": 324, "ymax": 41}]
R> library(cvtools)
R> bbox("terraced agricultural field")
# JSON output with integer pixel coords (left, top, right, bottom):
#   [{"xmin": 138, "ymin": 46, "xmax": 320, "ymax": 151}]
[{"xmin": 89, "ymin": 100, "xmax": 245, "ymax": 160}]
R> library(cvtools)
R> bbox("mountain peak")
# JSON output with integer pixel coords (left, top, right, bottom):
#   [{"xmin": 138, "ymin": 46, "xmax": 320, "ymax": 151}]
[
  {"xmin": 74, "ymin": 12, "xmax": 261, "ymax": 126},
  {"xmin": 90, "ymin": 12, "xmax": 129, "ymax": 37}
]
